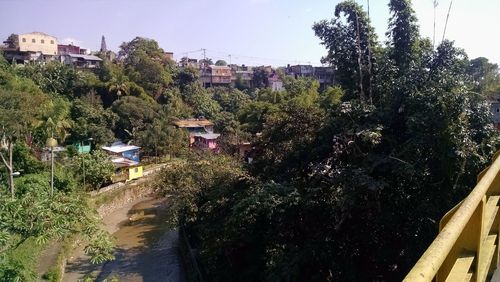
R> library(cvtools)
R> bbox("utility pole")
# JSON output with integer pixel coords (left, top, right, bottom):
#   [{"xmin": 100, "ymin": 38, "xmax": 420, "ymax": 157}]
[
  {"xmin": 442, "ymin": 0, "xmax": 454, "ymax": 42},
  {"xmin": 46, "ymin": 134, "xmax": 57, "ymax": 197},
  {"xmin": 228, "ymin": 54, "xmax": 232, "ymax": 65},
  {"xmin": 201, "ymin": 48, "xmax": 208, "ymax": 87}
]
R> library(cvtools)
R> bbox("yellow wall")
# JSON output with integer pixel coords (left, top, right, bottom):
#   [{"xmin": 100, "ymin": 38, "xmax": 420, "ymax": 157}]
[
  {"xmin": 128, "ymin": 166, "xmax": 143, "ymax": 181},
  {"xmin": 19, "ymin": 32, "xmax": 58, "ymax": 55}
]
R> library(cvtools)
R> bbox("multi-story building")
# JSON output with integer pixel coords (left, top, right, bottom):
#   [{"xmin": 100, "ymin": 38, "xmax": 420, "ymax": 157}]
[
  {"xmin": 18, "ymin": 32, "xmax": 58, "ymax": 56},
  {"xmin": 2, "ymin": 32, "xmax": 58, "ymax": 63},
  {"xmin": 268, "ymin": 73, "xmax": 284, "ymax": 92},
  {"xmin": 287, "ymin": 64, "xmax": 315, "ymax": 78},
  {"xmin": 313, "ymin": 66, "xmax": 335, "ymax": 90},
  {"xmin": 58, "ymin": 44, "xmax": 86, "ymax": 55},
  {"xmin": 201, "ymin": 65, "xmax": 232, "ymax": 87},
  {"xmin": 232, "ymin": 70, "xmax": 254, "ymax": 88}
]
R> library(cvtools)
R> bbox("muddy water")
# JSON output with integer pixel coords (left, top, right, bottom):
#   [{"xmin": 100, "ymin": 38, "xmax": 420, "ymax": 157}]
[{"xmin": 64, "ymin": 197, "xmax": 185, "ymax": 282}]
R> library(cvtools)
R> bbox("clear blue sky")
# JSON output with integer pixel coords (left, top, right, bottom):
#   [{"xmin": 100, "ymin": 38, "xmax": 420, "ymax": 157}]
[{"xmin": 1, "ymin": 0, "xmax": 498, "ymax": 66}]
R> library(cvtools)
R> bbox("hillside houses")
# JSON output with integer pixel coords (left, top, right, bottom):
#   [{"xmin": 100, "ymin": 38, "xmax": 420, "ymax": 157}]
[
  {"xmin": 1, "ymin": 32, "xmax": 335, "ymax": 89},
  {"xmin": 173, "ymin": 119, "xmax": 220, "ymax": 151}
]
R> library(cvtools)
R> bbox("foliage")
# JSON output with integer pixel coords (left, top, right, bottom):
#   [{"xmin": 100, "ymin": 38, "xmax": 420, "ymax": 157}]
[
  {"xmin": 160, "ymin": 1, "xmax": 500, "ymax": 281},
  {"xmin": 313, "ymin": 0, "xmax": 377, "ymax": 101},
  {"xmin": 13, "ymin": 142, "xmax": 44, "ymax": 174},
  {"xmin": 136, "ymin": 118, "xmax": 188, "ymax": 157},
  {"xmin": 16, "ymin": 61, "xmax": 79, "ymax": 97},
  {"xmin": 111, "ymin": 96, "xmax": 161, "ymax": 140},
  {"xmin": 0, "ymin": 88, "xmax": 47, "ymax": 140},
  {"xmin": 69, "ymin": 99, "xmax": 117, "ymax": 146},
  {"xmin": 466, "ymin": 57, "xmax": 500, "ymax": 96},
  {"xmin": 119, "ymin": 37, "xmax": 173, "ymax": 98},
  {"xmin": 0, "ymin": 185, "xmax": 112, "ymax": 281},
  {"xmin": 183, "ymin": 83, "xmax": 221, "ymax": 119},
  {"xmin": 251, "ymin": 68, "xmax": 269, "ymax": 89},
  {"xmin": 215, "ymin": 60, "xmax": 227, "ymax": 66},
  {"xmin": 73, "ymin": 150, "xmax": 114, "ymax": 189}
]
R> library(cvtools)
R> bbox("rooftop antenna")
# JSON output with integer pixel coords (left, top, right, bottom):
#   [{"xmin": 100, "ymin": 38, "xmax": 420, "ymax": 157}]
[
  {"xmin": 433, "ymin": 0, "xmax": 438, "ymax": 48},
  {"xmin": 367, "ymin": 0, "xmax": 370, "ymax": 18},
  {"xmin": 442, "ymin": 0, "xmax": 454, "ymax": 42}
]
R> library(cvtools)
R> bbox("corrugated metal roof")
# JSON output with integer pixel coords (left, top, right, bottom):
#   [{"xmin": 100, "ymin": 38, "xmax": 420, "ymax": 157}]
[
  {"xmin": 173, "ymin": 119, "xmax": 214, "ymax": 128},
  {"xmin": 193, "ymin": 133, "xmax": 220, "ymax": 140},
  {"xmin": 102, "ymin": 144, "xmax": 140, "ymax": 153},
  {"xmin": 111, "ymin": 157, "xmax": 139, "ymax": 167},
  {"xmin": 67, "ymin": 53, "xmax": 102, "ymax": 61}
]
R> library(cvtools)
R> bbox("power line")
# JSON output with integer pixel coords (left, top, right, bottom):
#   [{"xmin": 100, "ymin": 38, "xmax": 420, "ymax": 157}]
[{"xmin": 173, "ymin": 47, "xmax": 314, "ymax": 66}]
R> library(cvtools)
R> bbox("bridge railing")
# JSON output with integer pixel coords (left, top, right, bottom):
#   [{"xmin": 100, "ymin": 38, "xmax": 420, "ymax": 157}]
[{"xmin": 404, "ymin": 152, "xmax": 500, "ymax": 282}]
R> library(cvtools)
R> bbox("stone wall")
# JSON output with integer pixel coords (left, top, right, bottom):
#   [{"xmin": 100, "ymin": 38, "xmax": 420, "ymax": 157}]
[{"xmin": 95, "ymin": 174, "xmax": 159, "ymax": 217}]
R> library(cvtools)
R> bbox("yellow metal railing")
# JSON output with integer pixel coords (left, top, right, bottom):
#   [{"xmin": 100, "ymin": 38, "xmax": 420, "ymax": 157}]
[{"xmin": 405, "ymin": 152, "xmax": 500, "ymax": 282}]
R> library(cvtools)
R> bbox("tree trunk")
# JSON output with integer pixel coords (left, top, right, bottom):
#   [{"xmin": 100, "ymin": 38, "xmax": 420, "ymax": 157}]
[
  {"xmin": 0, "ymin": 142, "xmax": 14, "ymax": 198},
  {"xmin": 9, "ymin": 143, "xmax": 13, "ymax": 197}
]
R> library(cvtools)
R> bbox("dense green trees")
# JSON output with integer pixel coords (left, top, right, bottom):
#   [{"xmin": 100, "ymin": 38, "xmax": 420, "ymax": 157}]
[
  {"xmin": 156, "ymin": 1, "xmax": 500, "ymax": 281},
  {"xmin": 1, "ymin": 7, "xmax": 500, "ymax": 280}
]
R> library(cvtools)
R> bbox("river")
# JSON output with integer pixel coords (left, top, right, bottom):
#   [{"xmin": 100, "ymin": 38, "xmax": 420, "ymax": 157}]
[{"xmin": 63, "ymin": 197, "xmax": 185, "ymax": 282}]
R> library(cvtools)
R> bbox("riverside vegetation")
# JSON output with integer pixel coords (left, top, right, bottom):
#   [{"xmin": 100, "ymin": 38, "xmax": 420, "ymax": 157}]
[
  {"xmin": 157, "ymin": 0, "xmax": 500, "ymax": 281},
  {"xmin": 2, "ymin": 0, "xmax": 500, "ymax": 281}
]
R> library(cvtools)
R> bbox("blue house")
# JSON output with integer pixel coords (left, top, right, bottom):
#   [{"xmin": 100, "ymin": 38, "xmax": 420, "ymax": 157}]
[{"xmin": 102, "ymin": 141, "xmax": 142, "ymax": 182}]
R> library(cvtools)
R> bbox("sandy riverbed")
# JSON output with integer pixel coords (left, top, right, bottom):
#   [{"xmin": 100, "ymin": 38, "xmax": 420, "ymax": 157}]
[{"xmin": 63, "ymin": 197, "xmax": 185, "ymax": 282}]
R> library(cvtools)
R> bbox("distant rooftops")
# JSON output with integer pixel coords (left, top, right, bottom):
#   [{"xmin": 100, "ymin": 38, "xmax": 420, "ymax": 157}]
[
  {"xmin": 209, "ymin": 65, "xmax": 231, "ymax": 69},
  {"xmin": 173, "ymin": 119, "xmax": 214, "ymax": 128}
]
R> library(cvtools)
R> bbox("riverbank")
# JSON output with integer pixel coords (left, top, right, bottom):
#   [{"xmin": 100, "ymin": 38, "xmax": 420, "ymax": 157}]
[{"xmin": 63, "ymin": 196, "xmax": 184, "ymax": 281}]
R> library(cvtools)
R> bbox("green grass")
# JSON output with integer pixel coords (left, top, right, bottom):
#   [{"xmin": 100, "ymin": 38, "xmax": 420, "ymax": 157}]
[{"xmin": 7, "ymin": 236, "xmax": 48, "ymax": 280}]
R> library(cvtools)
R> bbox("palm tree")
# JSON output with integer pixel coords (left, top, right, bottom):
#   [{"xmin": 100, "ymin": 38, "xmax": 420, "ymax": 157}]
[{"xmin": 107, "ymin": 72, "xmax": 130, "ymax": 98}]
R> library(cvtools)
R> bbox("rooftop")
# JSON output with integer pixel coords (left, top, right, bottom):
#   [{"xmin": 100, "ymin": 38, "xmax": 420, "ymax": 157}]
[
  {"xmin": 173, "ymin": 119, "xmax": 214, "ymax": 128},
  {"xmin": 110, "ymin": 157, "xmax": 139, "ymax": 168},
  {"xmin": 102, "ymin": 141, "xmax": 140, "ymax": 153},
  {"xmin": 20, "ymin": 31, "xmax": 56, "ymax": 38},
  {"xmin": 67, "ymin": 54, "xmax": 102, "ymax": 61},
  {"xmin": 193, "ymin": 133, "xmax": 220, "ymax": 140}
]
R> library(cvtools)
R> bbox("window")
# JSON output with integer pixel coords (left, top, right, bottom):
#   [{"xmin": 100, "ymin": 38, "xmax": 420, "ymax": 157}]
[
  {"xmin": 32, "ymin": 38, "xmax": 36, "ymax": 43},
  {"xmin": 22, "ymin": 38, "xmax": 26, "ymax": 42},
  {"xmin": 50, "ymin": 40, "xmax": 54, "ymax": 44},
  {"xmin": 41, "ymin": 39, "xmax": 44, "ymax": 44},
  {"xmin": 497, "ymin": 108, "xmax": 499, "ymax": 113}
]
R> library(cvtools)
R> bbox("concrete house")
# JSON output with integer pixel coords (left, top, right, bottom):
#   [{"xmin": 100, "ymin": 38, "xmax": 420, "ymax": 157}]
[
  {"xmin": 2, "ymin": 32, "xmax": 58, "ymax": 63},
  {"xmin": 268, "ymin": 73, "xmax": 283, "ymax": 92},
  {"xmin": 60, "ymin": 53, "xmax": 102, "ymax": 69},
  {"xmin": 102, "ymin": 141, "xmax": 143, "ymax": 182},
  {"xmin": 173, "ymin": 119, "xmax": 220, "ymax": 151},
  {"xmin": 201, "ymin": 65, "xmax": 232, "ymax": 87}
]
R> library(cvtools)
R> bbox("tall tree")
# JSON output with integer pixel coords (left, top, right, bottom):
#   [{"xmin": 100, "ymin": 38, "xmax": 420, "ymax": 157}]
[
  {"xmin": 313, "ymin": 0, "xmax": 377, "ymax": 102},
  {"xmin": 0, "ymin": 89, "xmax": 47, "ymax": 197},
  {"xmin": 119, "ymin": 37, "xmax": 173, "ymax": 99}
]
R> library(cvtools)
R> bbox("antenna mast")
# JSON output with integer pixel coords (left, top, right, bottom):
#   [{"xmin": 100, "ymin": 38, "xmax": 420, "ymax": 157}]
[
  {"xmin": 442, "ymin": 0, "xmax": 454, "ymax": 42},
  {"xmin": 433, "ymin": 0, "xmax": 438, "ymax": 48}
]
